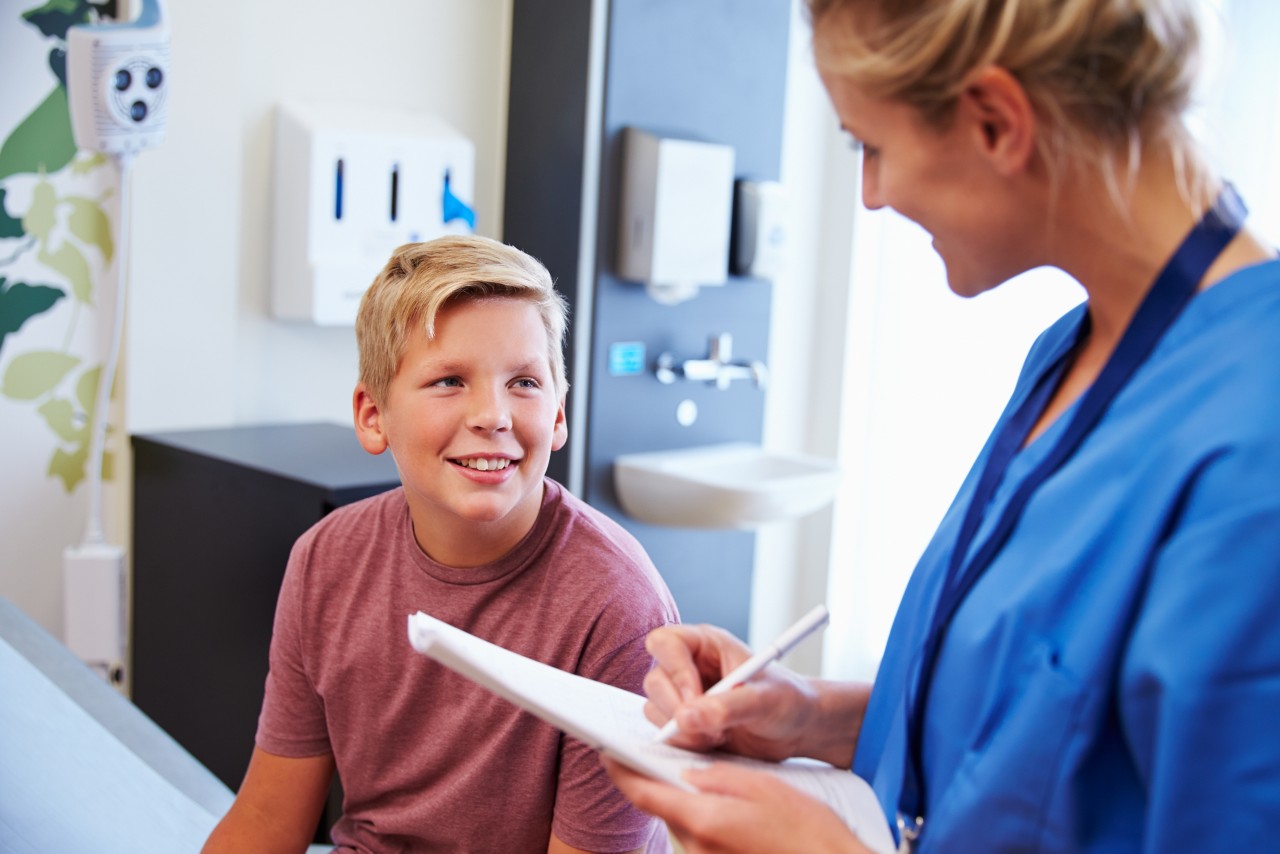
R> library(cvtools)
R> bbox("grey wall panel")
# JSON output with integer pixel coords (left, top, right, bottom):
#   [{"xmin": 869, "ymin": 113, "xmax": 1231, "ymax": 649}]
[
  {"xmin": 505, "ymin": 0, "xmax": 792, "ymax": 639},
  {"xmin": 583, "ymin": 0, "xmax": 791, "ymax": 638}
]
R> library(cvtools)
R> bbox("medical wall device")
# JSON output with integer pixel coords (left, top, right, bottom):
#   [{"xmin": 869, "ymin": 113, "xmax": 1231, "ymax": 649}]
[
  {"xmin": 271, "ymin": 101, "xmax": 476, "ymax": 325},
  {"xmin": 66, "ymin": 0, "xmax": 170, "ymax": 155},
  {"xmin": 615, "ymin": 127, "xmax": 735, "ymax": 305},
  {"xmin": 63, "ymin": 0, "xmax": 171, "ymax": 685},
  {"xmin": 731, "ymin": 179, "xmax": 788, "ymax": 281}
]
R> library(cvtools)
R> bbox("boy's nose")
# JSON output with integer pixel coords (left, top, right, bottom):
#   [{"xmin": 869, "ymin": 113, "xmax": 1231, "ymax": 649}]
[{"xmin": 467, "ymin": 388, "xmax": 512, "ymax": 432}]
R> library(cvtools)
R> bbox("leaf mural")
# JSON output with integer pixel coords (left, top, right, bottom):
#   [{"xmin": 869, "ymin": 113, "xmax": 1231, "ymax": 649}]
[
  {"xmin": 36, "ymin": 363, "xmax": 107, "ymax": 493},
  {"xmin": 21, "ymin": 0, "xmax": 95, "ymax": 40},
  {"xmin": 48, "ymin": 443, "xmax": 89, "ymax": 491},
  {"xmin": 20, "ymin": 179, "xmax": 110, "ymax": 303},
  {"xmin": 67, "ymin": 196, "xmax": 113, "ymax": 263},
  {"xmin": 38, "ymin": 396, "xmax": 82, "ymax": 442},
  {"xmin": 4, "ymin": 0, "xmax": 122, "ymax": 495},
  {"xmin": 21, "ymin": 180, "xmax": 56, "ymax": 239},
  {"xmin": 0, "ymin": 87, "xmax": 77, "ymax": 181},
  {"xmin": 0, "ymin": 278, "xmax": 67, "ymax": 353},
  {"xmin": 71, "ymin": 152, "xmax": 108, "ymax": 176},
  {"xmin": 0, "ymin": 188, "xmax": 25, "ymax": 237},
  {"xmin": 75, "ymin": 363, "xmax": 101, "ymax": 412},
  {"xmin": 1, "ymin": 349, "xmax": 80, "ymax": 400},
  {"xmin": 38, "ymin": 241, "xmax": 92, "ymax": 303}
]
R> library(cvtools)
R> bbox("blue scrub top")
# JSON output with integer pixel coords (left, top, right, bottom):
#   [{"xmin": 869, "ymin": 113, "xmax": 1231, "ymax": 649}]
[{"xmin": 854, "ymin": 260, "xmax": 1280, "ymax": 852}]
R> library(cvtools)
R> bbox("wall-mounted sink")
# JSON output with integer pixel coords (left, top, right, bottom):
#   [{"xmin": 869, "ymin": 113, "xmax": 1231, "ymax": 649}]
[{"xmin": 613, "ymin": 442, "xmax": 841, "ymax": 530}]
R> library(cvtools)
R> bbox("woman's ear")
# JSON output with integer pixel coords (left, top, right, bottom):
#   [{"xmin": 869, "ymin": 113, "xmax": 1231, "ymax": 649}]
[
  {"xmin": 961, "ymin": 65, "xmax": 1037, "ymax": 176},
  {"xmin": 353, "ymin": 383, "xmax": 389, "ymax": 455}
]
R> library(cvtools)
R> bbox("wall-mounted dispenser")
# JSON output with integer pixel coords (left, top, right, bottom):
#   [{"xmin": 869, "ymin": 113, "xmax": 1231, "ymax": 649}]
[
  {"xmin": 615, "ymin": 127, "xmax": 735, "ymax": 305},
  {"xmin": 732, "ymin": 179, "xmax": 787, "ymax": 281},
  {"xmin": 271, "ymin": 101, "xmax": 475, "ymax": 325}
]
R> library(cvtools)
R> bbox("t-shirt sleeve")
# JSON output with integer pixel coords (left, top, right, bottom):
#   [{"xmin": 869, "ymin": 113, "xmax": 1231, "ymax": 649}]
[
  {"xmin": 1119, "ymin": 443, "xmax": 1280, "ymax": 851},
  {"xmin": 256, "ymin": 532, "xmax": 332, "ymax": 758}
]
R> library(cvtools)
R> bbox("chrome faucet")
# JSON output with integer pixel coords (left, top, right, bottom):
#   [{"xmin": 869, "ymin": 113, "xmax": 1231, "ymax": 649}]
[{"xmin": 655, "ymin": 333, "xmax": 768, "ymax": 390}]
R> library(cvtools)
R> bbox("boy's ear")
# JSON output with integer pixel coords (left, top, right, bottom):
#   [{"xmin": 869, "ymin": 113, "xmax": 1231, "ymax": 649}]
[
  {"xmin": 550, "ymin": 395, "xmax": 568, "ymax": 453},
  {"xmin": 353, "ymin": 383, "xmax": 389, "ymax": 455},
  {"xmin": 960, "ymin": 65, "xmax": 1036, "ymax": 176}
]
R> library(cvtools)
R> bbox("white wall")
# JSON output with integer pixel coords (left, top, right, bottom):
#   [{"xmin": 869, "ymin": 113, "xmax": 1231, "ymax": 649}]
[
  {"xmin": 751, "ymin": 0, "xmax": 859, "ymax": 672},
  {"xmin": 3, "ymin": 0, "xmax": 512, "ymax": 636},
  {"xmin": 128, "ymin": 0, "xmax": 512, "ymax": 435}
]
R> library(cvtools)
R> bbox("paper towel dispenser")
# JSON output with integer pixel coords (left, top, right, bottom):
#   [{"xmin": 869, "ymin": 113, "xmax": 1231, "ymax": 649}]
[{"xmin": 615, "ymin": 127, "xmax": 735, "ymax": 304}]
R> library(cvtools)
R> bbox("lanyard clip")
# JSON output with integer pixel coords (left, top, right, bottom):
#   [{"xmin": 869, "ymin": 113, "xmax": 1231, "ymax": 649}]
[{"xmin": 896, "ymin": 813, "xmax": 923, "ymax": 854}]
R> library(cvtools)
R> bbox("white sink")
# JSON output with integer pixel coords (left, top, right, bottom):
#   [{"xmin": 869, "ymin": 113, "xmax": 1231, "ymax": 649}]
[{"xmin": 613, "ymin": 442, "xmax": 842, "ymax": 530}]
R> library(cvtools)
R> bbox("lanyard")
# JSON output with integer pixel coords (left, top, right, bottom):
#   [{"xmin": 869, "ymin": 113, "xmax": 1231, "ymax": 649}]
[{"xmin": 896, "ymin": 185, "xmax": 1247, "ymax": 845}]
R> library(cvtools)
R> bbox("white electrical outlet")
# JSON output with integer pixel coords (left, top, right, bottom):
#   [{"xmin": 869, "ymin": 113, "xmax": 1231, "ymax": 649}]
[
  {"xmin": 66, "ymin": 0, "xmax": 171, "ymax": 155},
  {"xmin": 64, "ymin": 542, "xmax": 127, "ymax": 685}
]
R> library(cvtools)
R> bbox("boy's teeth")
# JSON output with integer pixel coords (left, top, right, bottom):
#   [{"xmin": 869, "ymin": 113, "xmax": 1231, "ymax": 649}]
[{"xmin": 460, "ymin": 458, "xmax": 510, "ymax": 471}]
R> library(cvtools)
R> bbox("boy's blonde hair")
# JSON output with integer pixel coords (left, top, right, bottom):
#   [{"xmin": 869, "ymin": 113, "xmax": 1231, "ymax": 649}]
[
  {"xmin": 356, "ymin": 235, "xmax": 568, "ymax": 406},
  {"xmin": 807, "ymin": 0, "xmax": 1212, "ymax": 208}
]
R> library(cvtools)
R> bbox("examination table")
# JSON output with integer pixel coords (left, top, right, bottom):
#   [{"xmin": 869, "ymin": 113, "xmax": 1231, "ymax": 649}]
[{"xmin": 0, "ymin": 594, "xmax": 330, "ymax": 852}]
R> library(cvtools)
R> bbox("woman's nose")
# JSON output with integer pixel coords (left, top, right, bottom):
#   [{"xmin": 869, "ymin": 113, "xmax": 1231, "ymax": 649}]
[{"xmin": 861, "ymin": 156, "xmax": 884, "ymax": 210}]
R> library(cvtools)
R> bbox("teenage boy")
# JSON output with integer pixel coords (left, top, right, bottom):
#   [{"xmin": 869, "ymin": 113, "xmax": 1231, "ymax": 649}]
[{"xmin": 204, "ymin": 236, "xmax": 678, "ymax": 853}]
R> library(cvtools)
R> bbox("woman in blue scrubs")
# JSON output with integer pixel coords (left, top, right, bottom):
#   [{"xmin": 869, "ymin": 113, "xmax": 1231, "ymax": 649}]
[{"xmin": 605, "ymin": 1, "xmax": 1280, "ymax": 851}]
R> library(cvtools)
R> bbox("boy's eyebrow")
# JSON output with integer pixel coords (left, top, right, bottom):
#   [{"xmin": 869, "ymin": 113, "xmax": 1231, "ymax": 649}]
[{"xmin": 416, "ymin": 357, "xmax": 550, "ymax": 376}]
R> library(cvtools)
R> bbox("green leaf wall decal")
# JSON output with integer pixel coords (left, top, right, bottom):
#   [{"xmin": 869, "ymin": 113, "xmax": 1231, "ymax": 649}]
[
  {"xmin": 0, "ymin": 87, "xmax": 77, "ymax": 182},
  {"xmin": 0, "ymin": 189, "xmax": 25, "ymax": 238},
  {"xmin": 67, "ymin": 196, "xmax": 113, "ymax": 263},
  {"xmin": 76, "ymin": 363, "xmax": 101, "ymax": 412},
  {"xmin": 22, "ymin": 181, "xmax": 56, "ymax": 240},
  {"xmin": 1, "ymin": 350, "xmax": 79, "ymax": 400},
  {"xmin": 37, "ymin": 396, "xmax": 83, "ymax": 442},
  {"xmin": 38, "ymin": 241, "xmax": 92, "ymax": 303},
  {"xmin": 48, "ymin": 443, "xmax": 88, "ymax": 492},
  {"xmin": 70, "ymin": 153, "xmax": 108, "ymax": 175},
  {"xmin": 0, "ymin": 279, "xmax": 66, "ymax": 352},
  {"xmin": 21, "ymin": 0, "xmax": 94, "ymax": 41}
]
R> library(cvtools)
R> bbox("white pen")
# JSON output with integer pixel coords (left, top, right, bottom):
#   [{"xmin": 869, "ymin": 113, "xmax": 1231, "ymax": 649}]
[{"xmin": 653, "ymin": 604, "xmax": 831, "ymax": 744}]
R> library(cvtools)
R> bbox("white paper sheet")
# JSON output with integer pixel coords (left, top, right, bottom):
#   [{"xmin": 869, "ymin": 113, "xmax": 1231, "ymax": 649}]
[{"xmin": 407, "ymin": 611, "xmax": 895, "ymax": 854}]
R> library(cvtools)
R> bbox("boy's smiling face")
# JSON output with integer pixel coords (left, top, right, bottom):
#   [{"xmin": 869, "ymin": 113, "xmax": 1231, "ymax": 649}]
[{"xmin": 354, "ymin": 297, "xmax": 567, "ymax": 567}]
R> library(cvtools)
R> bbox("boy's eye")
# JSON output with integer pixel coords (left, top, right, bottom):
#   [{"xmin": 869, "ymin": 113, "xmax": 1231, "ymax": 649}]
[
  {"xmin": 513, "ymin": 377, "xmax": 540, "ymax": 390},
  {"xmin": 432, "ymin": 376, "xmax": 463, "ymax": 388}
]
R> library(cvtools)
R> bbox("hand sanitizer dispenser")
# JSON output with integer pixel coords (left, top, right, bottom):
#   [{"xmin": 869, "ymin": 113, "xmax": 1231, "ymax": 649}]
[
  {"xmin": 271, "ymin": 101, "xmax": 476, "ymax": 325},
  {"xmin": 616, "ymin": 128, "xmax": 735, "ymax": 304}
]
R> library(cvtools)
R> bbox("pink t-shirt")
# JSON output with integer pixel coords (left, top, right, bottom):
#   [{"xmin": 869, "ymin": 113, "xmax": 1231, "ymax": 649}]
[{"xmin": 257, "ymin": 479, "xmax": 678, "ymax": 853}]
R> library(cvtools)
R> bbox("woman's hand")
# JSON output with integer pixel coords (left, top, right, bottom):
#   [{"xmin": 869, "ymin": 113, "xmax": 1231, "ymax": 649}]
[
  {"xmin": 602, "ymin": 757, "xmax": 875, "ymax": 854},
  {"xmin": 641, "ymin": 623, "xmax": 864, "ymax": 767}
]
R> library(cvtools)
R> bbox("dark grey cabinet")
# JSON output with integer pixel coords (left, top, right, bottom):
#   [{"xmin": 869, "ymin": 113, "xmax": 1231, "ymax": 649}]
[{"xmin": 130, "ymin": 422, "xmax": 399, "ymax": 796}]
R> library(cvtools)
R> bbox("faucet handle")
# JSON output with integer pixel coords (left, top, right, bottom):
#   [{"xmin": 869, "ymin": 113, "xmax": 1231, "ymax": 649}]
[
  {"xmin": 709, "ymin": 333, "xmax": 733, "ymax": 363},
  {"xmin": 655, "ymin": 352, "xmax": 678, "ymax": 384},
  {"xmin": 750, "ymin": 360, "xmax": 769, "ymax": 390}
]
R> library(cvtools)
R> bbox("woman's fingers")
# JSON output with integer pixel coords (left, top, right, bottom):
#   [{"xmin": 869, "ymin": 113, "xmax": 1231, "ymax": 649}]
[{"xmin": 603, "ymin": 757, "xmax": 872, "ymax": 854}]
